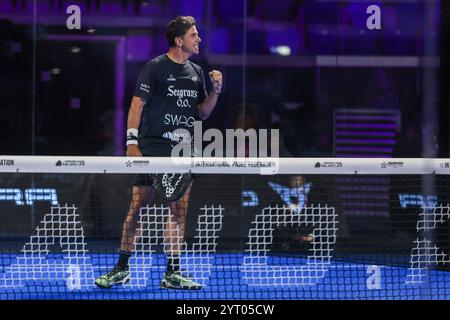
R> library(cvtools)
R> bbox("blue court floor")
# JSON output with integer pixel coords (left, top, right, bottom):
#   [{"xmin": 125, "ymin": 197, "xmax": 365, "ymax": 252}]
[{"xmin": 1, "ymin": 253, "xmax": 449, "ymax": 300}]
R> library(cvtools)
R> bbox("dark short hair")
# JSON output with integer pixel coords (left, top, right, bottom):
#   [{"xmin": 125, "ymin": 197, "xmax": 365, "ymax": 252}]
[{"xmin": 166, "ymin": 16, "xmax": 197, "ymax": 47}]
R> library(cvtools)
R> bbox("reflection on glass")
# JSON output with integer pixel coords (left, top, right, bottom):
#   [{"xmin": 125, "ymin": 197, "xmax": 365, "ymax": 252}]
[{"xmin": 0, "ymin": 0, "xmax": 442, "ymax": 157}]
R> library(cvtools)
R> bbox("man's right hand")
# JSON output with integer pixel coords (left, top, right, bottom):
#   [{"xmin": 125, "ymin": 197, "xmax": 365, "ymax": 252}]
[{"xmin": 126, "ymin": 144, "xmax": 142, "ymax": 157}]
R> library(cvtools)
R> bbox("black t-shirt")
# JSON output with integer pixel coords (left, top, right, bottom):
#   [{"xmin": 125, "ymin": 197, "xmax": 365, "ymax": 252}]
[{"xmin": 133, "ymin": 54, "xmax": 207, "ymax": 156}]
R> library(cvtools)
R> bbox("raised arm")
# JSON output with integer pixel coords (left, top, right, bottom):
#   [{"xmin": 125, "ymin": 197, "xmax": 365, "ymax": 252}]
[{"xmin": 197, "ymin": 70, "xmax": 223, "ymax": 120}]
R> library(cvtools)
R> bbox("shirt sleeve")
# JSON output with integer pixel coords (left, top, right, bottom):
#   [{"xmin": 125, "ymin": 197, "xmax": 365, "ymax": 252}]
[{"xmin": 133, "ymin": 60, "xmax": 157, "ymax": 101}]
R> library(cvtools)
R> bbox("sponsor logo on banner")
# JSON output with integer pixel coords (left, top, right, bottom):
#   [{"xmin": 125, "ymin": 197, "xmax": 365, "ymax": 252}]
[
  {"xmin": 314, "ymin": 161, "xmax": 343, "ymax": 168},
  {"xmin": 0, "ymin": 159, "xmax": 14, "ymax": 166},
  {"xmin": 380, "ymin": 161, "xmax": 404, "ymax": 169},
  {"xmin": 55, "ymin": 160, "xmax": 85, "ymax": 167},
  {"xmin": 440, "ymin": 162, "xmax": 450, "ymax": 169},
  {"xmin": 192, "ymin": 159, "xmax": 276, "ymax": 169},
  {"xmin": 125, "ymin": 160, "xmax": 150, "ymax": 168}
]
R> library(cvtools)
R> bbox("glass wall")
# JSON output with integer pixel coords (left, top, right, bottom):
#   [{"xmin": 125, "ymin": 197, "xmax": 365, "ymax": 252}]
[
  {"xmin": 0, "ymin": 0, "xmax": 449, "ymax": 301},
  {"xmin": 0, "ymin": 0, "xmax": 443, "ymax": 157}
]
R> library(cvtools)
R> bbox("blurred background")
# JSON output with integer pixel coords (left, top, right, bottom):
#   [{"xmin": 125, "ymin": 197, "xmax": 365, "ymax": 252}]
[
  {"xmin": 0, "ymin": 0, "xmax": 448, "ymax": 158},
  {"xmin": 1, "ymin": 2, "xmax": 450, "ymax": 291}
]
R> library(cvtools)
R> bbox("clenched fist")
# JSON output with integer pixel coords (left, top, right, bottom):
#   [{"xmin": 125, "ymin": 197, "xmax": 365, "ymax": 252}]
[{"xmin": 209, "ymin": 70, "xmax": 223, "ymax": 94}]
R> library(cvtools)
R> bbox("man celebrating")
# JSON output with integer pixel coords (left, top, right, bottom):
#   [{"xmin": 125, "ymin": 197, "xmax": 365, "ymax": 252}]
[{"xmin": 95, "ymin": 16, "xmax": 222, "ymax": 290}]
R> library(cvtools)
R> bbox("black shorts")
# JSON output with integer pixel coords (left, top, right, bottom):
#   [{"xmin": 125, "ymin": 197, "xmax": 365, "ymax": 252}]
[
  {"xmin": 132, "ymin": 148, "xmax": 195, "ymax": 186},
  {"xmin": 132, "ymin": 148, "xmax": 167, "ymax": 187},
  {"xmin": 132, "ymin": 174, "xmax": 156, "ymax": 187}
]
